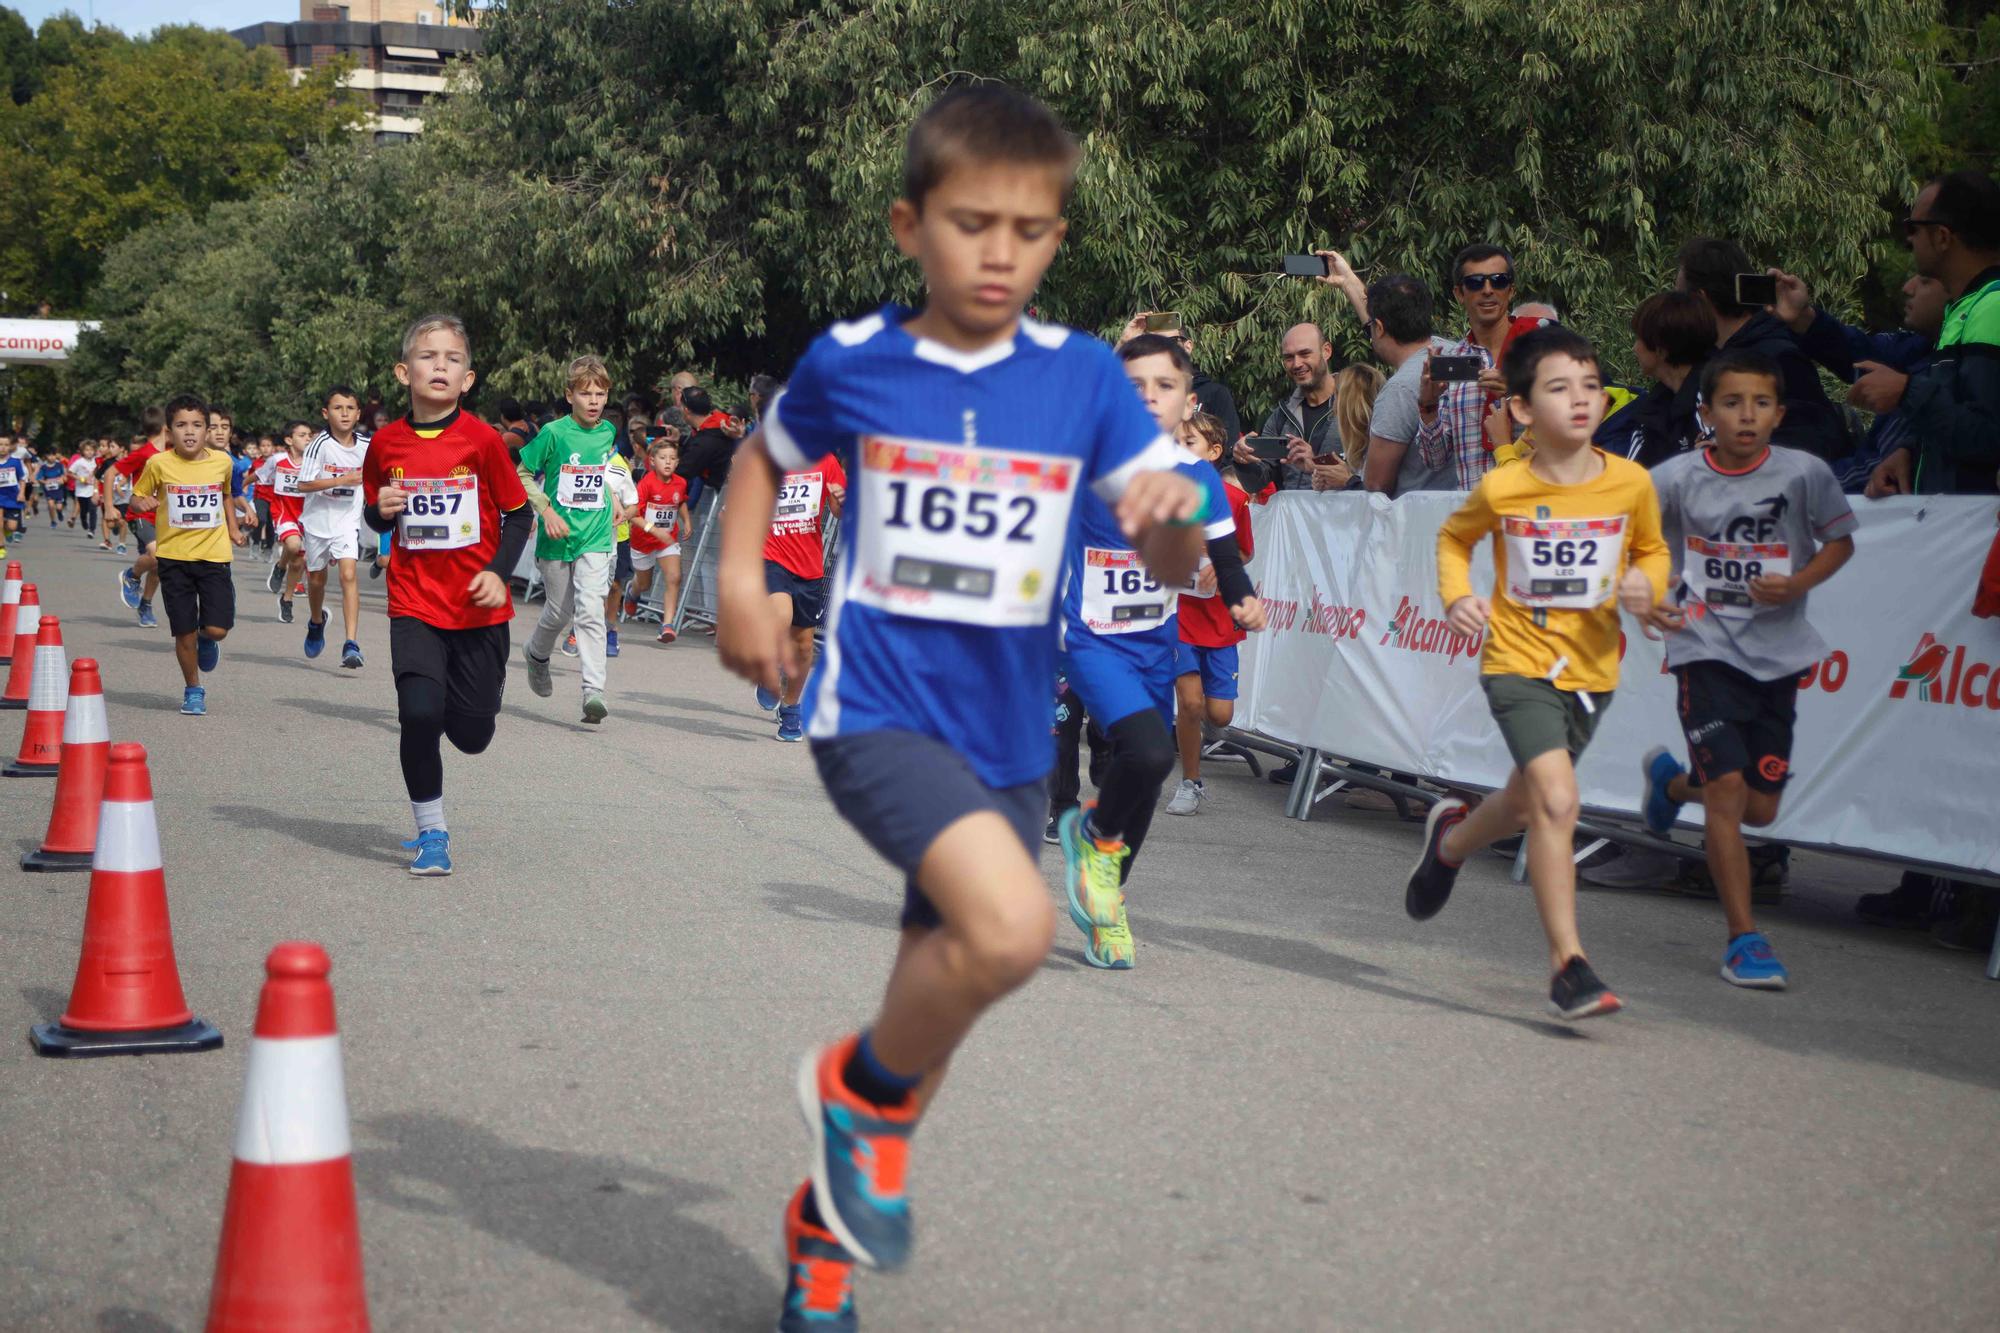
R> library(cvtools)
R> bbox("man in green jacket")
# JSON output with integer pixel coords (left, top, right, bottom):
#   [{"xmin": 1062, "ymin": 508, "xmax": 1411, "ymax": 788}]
[{"xmin": 1869, "ymin": 171, "xmax": 2000, "ymax": 498}]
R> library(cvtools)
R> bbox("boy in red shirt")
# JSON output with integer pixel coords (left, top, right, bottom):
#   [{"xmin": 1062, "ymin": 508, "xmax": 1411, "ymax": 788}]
[
  {"xmin": 115, "ymin": 405, "xmax": 168, "ymax": 627},
  {"xmin": 628, "ymin": 436, "xmax": 692, "ymax": 642},
  {"xmin": 1166, "ymin": 413, "xmax": 1262, "ymax": 814},
  {"xmin": 362, "ymin": 313, "xmax": 533, "ymax": 877},
  {"xmin": 256, "ymin": 420, "xmax": 311, "ymax": 622},
  {"xmin": 757, "ymin": 454, "xmax": 845, "ymax": 741}
]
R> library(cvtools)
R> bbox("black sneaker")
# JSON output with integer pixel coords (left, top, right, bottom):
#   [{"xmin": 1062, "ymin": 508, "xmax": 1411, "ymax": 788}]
[
  {"xmin": 1548, "ymin": 956, "xmax": 1623, "ymax": 1021},
  {"xmin": 1929, "ymin": 886, "xmax": 1998, "ymax": 953},
  {"xmin": 1405, "ymin": 798, "xmax": 1467, "ymax": 921},
  {"xmin": 1855, "ymin": 872, "xmax": 1946, "ymax": 929},
  {"xmin": 1044, "ymin": 807, "xmax": 1075, "ymax": 846},
  {"xmin": 277, "ymin": 595, "xmax": 295, "ymax": 624},
  {"xmin": 1267, "ymin": 760, "xmax": 1299, "ymax": 786}
]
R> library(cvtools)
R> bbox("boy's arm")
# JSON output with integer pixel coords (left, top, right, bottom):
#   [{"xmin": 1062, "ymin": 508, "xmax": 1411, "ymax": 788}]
[
  {"xmin": 514, "ymin": 460, "xmax": 557, "ymax": 519},
  {"xmin": 128, "ymin": 458, "xmax": 161, "ymax": 511},
  {"xmin": 1626, "ymin": 476, "xmax": 1672, "ymax": 602},
  {"xmin": 1436, "ymin": 485, "xmax": 1489, "ymax": 608},
  {"xmin": 716, "ymin": 433, "xmax": 790, "ymax": 691},
  {"xmin": 223, "ymin": 472, "xmax": 247, "ymax": 546}
]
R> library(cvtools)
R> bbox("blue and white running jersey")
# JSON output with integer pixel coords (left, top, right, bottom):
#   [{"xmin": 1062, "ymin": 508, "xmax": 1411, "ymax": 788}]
[
  {"xmin": 764, "ymin": 304, "xmax": 1182, "ymax": 787},
  {"xmin": 1061, "ymin": 452, "xmax": 1234, "ymax": 652},
  {"xmin": 0, "ymin": 456, "xmax": 24, "ymax": 506}
]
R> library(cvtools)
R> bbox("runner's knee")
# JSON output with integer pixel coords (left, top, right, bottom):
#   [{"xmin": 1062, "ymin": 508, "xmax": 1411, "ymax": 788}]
[
  {"xmin": 443, "ymin": 712, "xmax": 496, "ymax": 756},
  {"xmin": 397, "ymin": 676, "xmax": 448, "ymax": 737}
]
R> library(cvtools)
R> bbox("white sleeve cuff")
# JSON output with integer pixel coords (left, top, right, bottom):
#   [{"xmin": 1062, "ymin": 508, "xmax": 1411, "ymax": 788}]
[{"xmin": 1090, "ymin": 433, "xmax": 1183, "ymax": 503}]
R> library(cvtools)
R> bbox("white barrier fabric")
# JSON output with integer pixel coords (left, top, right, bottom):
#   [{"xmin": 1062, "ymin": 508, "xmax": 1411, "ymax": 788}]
[{"xmin": 1238, "ymin": 491, "xmax": 2000, "ymax": 877}]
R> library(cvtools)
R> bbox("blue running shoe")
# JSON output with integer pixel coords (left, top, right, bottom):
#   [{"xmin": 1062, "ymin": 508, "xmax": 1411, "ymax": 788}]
[
  {"xmin": 777, "ymin": 1182, "xmax": 858, "ymax": 1333},
  {"xmin": 180, "ymin": 685, "xmax": 206, "ymax": 716},
  {"xmin": 1641, "ymin": 746, "xmax": 1686, "ymax": 837},
  {"xmin": 755, "ymin": 683, "xmax": 780, "ymax": 713},
  {"xmin": 796, "ymin": 1035, "xmax": 917, "ymax": 1272},
  {"xmin": 777, "ymin": 704, "xmax": 804, "ymax": 742},
  {"xmin": 606, "ymin": 628, "xmax": 620, "ymax": 658},
  {"xmin": 402, "ymin": 829, "xmax": 452, "ymax": 876},
  {"xmin": 136, "ymin": 600, "xmax": 157, "ymax": 629},
  {"xmin": 118, "ymin": 567, "xmax": 142, "ymax": 610},
  {"xmin": 1721, "ymin": 931, "xmax": 1788, "ymax": 990},
  {"xmin": 304, "ymin": 613, "xmax": 327, "ymax": 659},
  {"xmin": 196, "ymin": 636, "xmax": 219, "ymax": 673},
  {"xmin": 341, "ymin": 640, "xmax": 363, "ymax": 670}
]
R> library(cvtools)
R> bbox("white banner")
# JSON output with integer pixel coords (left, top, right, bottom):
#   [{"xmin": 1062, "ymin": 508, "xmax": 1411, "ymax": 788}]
[
  {"xmin": 1238, "ymin": 491, "xmax": 2000, "ymax": 877},
  {"xmin": 0, "ymin": 318, "xmax": 95, "ymax": 364}
]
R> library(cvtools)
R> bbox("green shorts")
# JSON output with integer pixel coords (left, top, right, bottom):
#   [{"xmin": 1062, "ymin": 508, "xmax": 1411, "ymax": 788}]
[{"xmin": 1482, "ymin": 673, "xmax": 1613, "ymax": 768}]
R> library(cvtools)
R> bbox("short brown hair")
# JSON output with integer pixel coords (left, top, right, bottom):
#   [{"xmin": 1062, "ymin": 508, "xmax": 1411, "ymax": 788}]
[
  {"xmin": 1183, "ymin": 412, "xmax": 1227, "ymax": 458},
  {"xmin": 1631, "ymin": 290, "xmax": 1715, "ymax": 369},
  {"xmin": 566, "ymin": 354, "xmax": 612, "ymax": 392},
  {"xmin": 903, "ymin": 84, "xmax": 1080, "ymax": 210},
  {"xmin": 400, "ymin": 312, "xmax": 472, "ymax": 364}
]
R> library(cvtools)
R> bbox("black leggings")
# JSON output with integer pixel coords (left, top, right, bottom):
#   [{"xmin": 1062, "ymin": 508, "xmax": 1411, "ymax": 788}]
[
  {"xmin": 78, "ymin": 498, "xmax": 97, "ymax": 535},
  {"xmin": 396, "ymin": 676, "xmax": 498, "ymax": 803},
  {"xmin": 1087, "ymin": 710, "xmax": 1177, "ymax": 875}
]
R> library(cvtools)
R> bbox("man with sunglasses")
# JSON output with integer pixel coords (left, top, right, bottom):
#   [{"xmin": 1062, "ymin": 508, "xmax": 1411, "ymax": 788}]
[
  {"xmin": 1414, "ymin": 244, "xmax": 1516, "ymax": 490},
  {"xmin": 1868, "ymin": 170, "xmax": 2000, "ymax": 499}
]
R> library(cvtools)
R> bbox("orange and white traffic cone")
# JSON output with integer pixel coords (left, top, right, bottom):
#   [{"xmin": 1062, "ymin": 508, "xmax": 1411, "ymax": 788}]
[
  {"xmin": 0, "ymin": 582, "xmax": 40, "ymax": 710},
  {"xmin": 0, "ymin": 560, "xmax": 22, "ymax": 665},
  {"xmin": 205, "ymin": 942, "xmax": 369, "ymax": 1333},
  {"xmin": 23, "ymin": 657, "xmax": 110, "ymax": 870},
  {"xmin": 5, "ymin": 615, "xmax": 68, "ymax": 777},
  {"xmin": 30, "ymin": 742, "xmax": 222, "ymax": 1056}
]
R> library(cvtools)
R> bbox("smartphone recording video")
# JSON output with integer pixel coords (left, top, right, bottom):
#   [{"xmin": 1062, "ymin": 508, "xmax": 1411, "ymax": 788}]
[
  {"xmin": 1429, "ymin": 355, "xmax": 1484, "ymax": 384},
  {"xmin": 1734, "ymin": 273, "xmax": 1779, "ymax": 307},
  {"xmin": 1281, "ymin": 254, "xmax": 1330, "ymax": 278},
  {"xmin": 1143, "ymin": 311, "xmax": 1184, "ymax": 334},
  {"xmin": 1245, "ymin": 435, "xmax": 1290, "ymax": 461}
]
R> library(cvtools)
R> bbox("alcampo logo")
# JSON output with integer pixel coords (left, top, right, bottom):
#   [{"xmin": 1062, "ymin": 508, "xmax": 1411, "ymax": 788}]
[
  {"xmin": 1889, "ymin": 632, "xmax": 2000, "ymax": 710},
  {"xmin": 1380, "ymin": 594, "xmax": 1482, "ymax": 665}
]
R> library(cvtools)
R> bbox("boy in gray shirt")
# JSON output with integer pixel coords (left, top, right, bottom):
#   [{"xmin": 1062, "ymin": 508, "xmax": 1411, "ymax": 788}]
[{"xmin": 1639, "ymin": 350, "xmax": 1857, "ymax": 991}]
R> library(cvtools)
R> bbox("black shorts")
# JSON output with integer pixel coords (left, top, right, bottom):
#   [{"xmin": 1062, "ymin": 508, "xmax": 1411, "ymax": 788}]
[
  {"xmin": 389, "ymin": 616, "xmax": 510, "ymax": 718},
  {"xmin": 614, "ymin": 539, "xmax": 634, "ymax": 583},
  {"xmin": 765, "ymin": 559, "xmax": 825, "ymax": 628},
  {"xmin": 1673, "ymin": 660, "xmax": 1798, "ymax": 793},
  {"xmin": 127, "ymin": 516, "xmax": 156, "ymax": 549},
  {"xmin": 156, "ymin": 558, "xmax": 235, "ymax": 637},
  {"xmin": 812, "ymin": 729, "xmax": 1046, "ymax": 931}
]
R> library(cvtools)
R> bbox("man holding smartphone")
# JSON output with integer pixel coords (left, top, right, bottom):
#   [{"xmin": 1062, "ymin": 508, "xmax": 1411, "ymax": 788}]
[
  {"xmin": 1675, "ymin": 237, "xmax": 1848, "ymax": 463},
  {"xmin": 1414, "ymin": 243, "xmax": 1516, "ymax": 490},
  {"xmin": 1230, "ymin": 322, "xmax": 1348, "ymax": 493}
]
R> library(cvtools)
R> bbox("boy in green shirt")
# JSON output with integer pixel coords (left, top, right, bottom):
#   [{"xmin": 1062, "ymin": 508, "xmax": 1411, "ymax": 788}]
[{"xmin": 519, "ymin": 355, "xmax": 630, "ymax": 724}]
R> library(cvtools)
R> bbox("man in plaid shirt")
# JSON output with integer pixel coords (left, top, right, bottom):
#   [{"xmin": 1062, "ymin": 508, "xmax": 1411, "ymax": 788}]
[{"xmin": 1415, "ymin": 244, "xmax": 1517, "ymax": 489}]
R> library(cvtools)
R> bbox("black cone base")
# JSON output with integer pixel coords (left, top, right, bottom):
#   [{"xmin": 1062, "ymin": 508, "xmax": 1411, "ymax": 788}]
[
  {"xmin": 0, "ymin": 699, "xmax": 25, "ymax": 711},
  {"xmin": 21, "ymin": 847, "xmax": 91, "ymax": 872},
  {"xmin": 2, "ymin": 760, "xmax": 58, "ymax": 777},
  {"xmin": 30, "ymin": 1017, "xmax": 223, "ymax": 1058}
]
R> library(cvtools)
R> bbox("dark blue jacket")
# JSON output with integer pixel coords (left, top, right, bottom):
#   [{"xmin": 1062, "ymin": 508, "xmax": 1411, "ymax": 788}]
[{"xmin": 1791, "ymin": 309, "xmax": 1936, "ymax": 492}]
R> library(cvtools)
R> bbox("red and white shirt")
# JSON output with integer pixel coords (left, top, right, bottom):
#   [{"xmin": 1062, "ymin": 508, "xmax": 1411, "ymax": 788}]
[
  {"xmin": 255, "ymin": 453, "xmax": 305, "ymax": 529},
  {"xmin": 362, "ymin": 409, "xmax": 529, "ymax": 630},
  {"xmin": 762, "ymin": 456, "xmax": 845, "ymax": 581},
  {"xmin": 1178, "ymin": 480, "xmax": 1255, "ymax": 648},
  {"xmin": 631, "ymin": 471, "xmax": 689, "ymax": 555}
]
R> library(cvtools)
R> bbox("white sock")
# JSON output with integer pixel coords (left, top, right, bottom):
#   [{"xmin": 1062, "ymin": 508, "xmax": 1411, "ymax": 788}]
[{"xmin": 412, "ymin": 798, "xmax": 446, "ymax": 837}]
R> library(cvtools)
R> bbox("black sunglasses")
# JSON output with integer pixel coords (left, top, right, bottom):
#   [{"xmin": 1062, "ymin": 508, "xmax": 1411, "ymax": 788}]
[
  {"xmin": 1899, "ymin": 215, "xmax": 1947, "ymax": 239},
  {"xmin": 1459, "ymin": 272, "xmax": 1515, "ymax": 292}
]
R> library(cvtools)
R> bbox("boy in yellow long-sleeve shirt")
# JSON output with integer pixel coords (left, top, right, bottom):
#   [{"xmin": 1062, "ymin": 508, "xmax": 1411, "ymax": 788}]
[{"xmin": 1406, "ymin": 325, "xmax": 1677, "ymax": 1020}]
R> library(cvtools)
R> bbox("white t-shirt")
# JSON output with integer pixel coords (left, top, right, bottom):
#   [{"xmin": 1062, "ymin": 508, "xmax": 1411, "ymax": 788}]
[
  {"xmin": 298, "ymin": 430, "xmax": 370, "ymax": 539},
  {"xmin": 68, "ymin": 457, "xmax": 97, "ymax": 498}
]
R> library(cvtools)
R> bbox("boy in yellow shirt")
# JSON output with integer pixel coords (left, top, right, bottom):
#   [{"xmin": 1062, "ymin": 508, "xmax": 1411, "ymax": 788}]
[
  {"xmin": 130, "ymin": 393, "xmax": 247, "ymax": 716},
  {"xmin": 1406, "ymin": 325, "xmax": 1675, "ymax": 1020}
]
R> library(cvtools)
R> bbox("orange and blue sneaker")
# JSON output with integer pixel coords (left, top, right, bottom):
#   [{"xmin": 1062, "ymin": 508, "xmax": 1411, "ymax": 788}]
[
  {"xmin": 778, "ymin": 1181, "xmax": 858, "ymax": 1332},
  {"xmin": 796, "ymin": 1034, "xmax": 918, "ymax": 1271}
]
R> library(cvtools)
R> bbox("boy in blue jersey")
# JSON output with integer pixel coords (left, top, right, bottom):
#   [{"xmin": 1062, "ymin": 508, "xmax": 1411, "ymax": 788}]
[
  {"xmin": 1057, "ymin": 334, "xmax": 1262, "ymax": 967},
  {"xmin": 715, "ymin": 86, "xmax": 1205, "ymax": 1331}
]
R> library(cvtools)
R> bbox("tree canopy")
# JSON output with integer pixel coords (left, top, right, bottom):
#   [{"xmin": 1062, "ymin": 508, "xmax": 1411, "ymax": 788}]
[{"xmin": 45, "ymin": 0, "xmax": 1978, "ymax": 436}]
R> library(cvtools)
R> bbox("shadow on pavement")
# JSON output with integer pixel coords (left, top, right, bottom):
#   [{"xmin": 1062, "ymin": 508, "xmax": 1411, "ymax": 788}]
[
  {"xmin": 612, "ymin": 708, "xmax": 770, "ymax": 744},
  {"xmin": 621, "ymin": 691, "xmax": 751, "ymax": 720},
  {"xmin": 209, "ymin": 804, "xmax": 407, "ymax": 867},
  {"xmin": 102, "ymin": 689, "xmax": 187, "ymax": 714},
  {"xmin": 761, "ymin": 881, "xmax": 1082, "ymax": 973},
  {"xmin": 21, "ymin": 985, "xmax": 66, "ymax": 1023},
  {"xmin": 268, "ymin": 697, "xmax": 399, "ymax": 735},
  {"xmin": 355, "ymin": 1112, "xmax": 776, "ymax": 1330},
  {"xmin": 96, "ymin": 1309, "xmax": 177, "ymax": 1332},
  {"xmin": 1145, "ymin": 918, "xmax": 1584, "ymax": 1041}
]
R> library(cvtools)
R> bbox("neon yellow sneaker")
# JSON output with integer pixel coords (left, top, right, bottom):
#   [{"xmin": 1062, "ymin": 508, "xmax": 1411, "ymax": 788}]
[
  {"xmin": 1087, "ymin": 901, "xmax": 1136, "ymax": 970},
  {"xmin": 1058, "ymin": 804, "xmax": 1128, "ymax": 931}
]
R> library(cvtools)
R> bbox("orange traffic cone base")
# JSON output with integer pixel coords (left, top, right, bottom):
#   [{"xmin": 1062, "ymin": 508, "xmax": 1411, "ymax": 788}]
[
  {"xmin": 20, "ymin": 847, "xmax": 93, "ymax": 872},
  {"xmin": 31, "ymin": 1015, "xmax": 222, "ymax": 1058}
]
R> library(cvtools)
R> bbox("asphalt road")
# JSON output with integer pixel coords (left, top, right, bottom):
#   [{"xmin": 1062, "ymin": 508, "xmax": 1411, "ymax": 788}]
[{"xmin": 2, "ymin": 520, "xmax": 1996, "ymax": 1332}]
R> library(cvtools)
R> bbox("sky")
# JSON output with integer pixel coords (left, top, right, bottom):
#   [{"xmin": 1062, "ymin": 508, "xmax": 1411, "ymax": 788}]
[{"xmin": 15, "ymin": 1, "xmax": 288, "ymax": 36}]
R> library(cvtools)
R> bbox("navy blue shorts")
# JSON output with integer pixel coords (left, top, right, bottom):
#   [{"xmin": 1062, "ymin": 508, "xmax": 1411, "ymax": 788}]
[
  {"xmin": 811, "ymin": 728, "xmax": 1046, "ymax": 931},
  {"xmin": 765, "ymin": 559, "xmax": 825, "ymax": 628},
  {"xmin": 1173, "ymin": 640, "xmax": 1240, "ymax": 702},
  {"xmin": 1061, "ymin": 628, "xmax": 1177, "ymax": 730}
]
